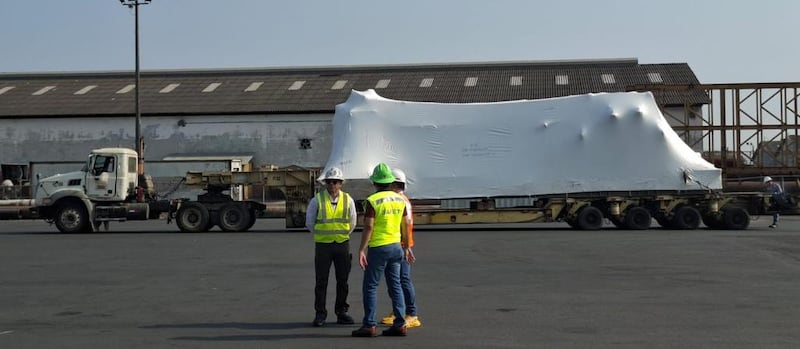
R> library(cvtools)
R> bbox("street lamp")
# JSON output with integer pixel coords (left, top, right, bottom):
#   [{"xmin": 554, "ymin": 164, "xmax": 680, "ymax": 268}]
[{"xmin": 119, "ymin": 0, "xmax": 152, "ymax": 178}]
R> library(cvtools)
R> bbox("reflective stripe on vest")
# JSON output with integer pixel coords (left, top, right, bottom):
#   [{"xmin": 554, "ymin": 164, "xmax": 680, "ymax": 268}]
[
  {"xmin": 313, "ymin": 191, "xmax": 352, "ymax": 243},
  {"xmin": 366, "ymin": 191, "xmax": 405, "ymax": 248}
]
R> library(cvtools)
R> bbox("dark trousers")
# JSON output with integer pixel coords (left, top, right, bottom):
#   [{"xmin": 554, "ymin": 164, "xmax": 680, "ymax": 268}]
[{"xmin": 314, "ymin": 241, "xmax": 351, "ymax": 316}]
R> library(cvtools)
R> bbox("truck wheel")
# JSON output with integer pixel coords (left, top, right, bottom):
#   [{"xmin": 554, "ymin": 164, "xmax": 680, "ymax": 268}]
[
  {"xmin": 55, "ymin": 202, "xmax": 90, "ymax": 233},
  {"xmin": 244, "ymin": 208, "xmax": 257, "ymax": 231},
  {"xmin": 624, "ymin": 206, "xmax": 651, "ymax": 230},
  {"xmin": 671, "ymin": 206, "xmax": 701, "ymax": 230},
  {"xmin": 722, "ymin": 207, "xmax": 749, "ymax": 230},
  {"xmin": 219, "ymin": 203, "xmax": 252, "ymax": 232},
  {"xmin": 176, "ymin": 202, "xmax": 210, "ymax": 233},
  {"xmin": 577, "ymin": 206, "xmax": 603, "ymax": 230}
]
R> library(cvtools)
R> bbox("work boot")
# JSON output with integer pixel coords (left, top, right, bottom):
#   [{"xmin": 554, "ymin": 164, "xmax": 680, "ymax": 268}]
[
  {"xmin": 351, "ymin": 326, "xmax": 378, "ymax": 337},
  {"xmin": 382, "ymin": 325, "xmax": 408, "ymax": 336},
  {"xmin": 769, "ymin": 224, "xmax": 777, "ymax": 228},
  {"xmin": 380, "ymin": 313, "xmax": 395, "ymax": 325},
  {"xmin": 404, "ymin": 315, "xmax": 422, "ymax": 328},
  {"xmin": 336, "ymin": 313, "xmax": 355, "ymax": 324},
  {"xmin": 311, "ymin": 313, "xmax": 326, "ymax": 327}
]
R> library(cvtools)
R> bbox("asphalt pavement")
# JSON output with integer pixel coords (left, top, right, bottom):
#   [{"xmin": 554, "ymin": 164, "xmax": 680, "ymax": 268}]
[{"xmin": 1, "ymin": 217, "xmax": 799, "ymax": 349}]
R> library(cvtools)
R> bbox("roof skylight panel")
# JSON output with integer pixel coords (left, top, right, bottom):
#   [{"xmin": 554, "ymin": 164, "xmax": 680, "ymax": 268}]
[
  {"xmin": 601, "ymin": 74, "xmax": 616, "ymax": 84},
  {"xmin": 648, "ymin": 73, "xmax": 663, "ymax": 83},
  {"xmin": 464, "ymin": 77, "xmax": 478, "ymax": 87},
  {"xmin": 159, "ymin": 83, "xmax": 181, "ymax": 93},
  {"xmin": 116, "ymin": 84, "xmax": 135, "ymax": 94},
  {"xmin": 244, "ymin": 82, "xmax": 264, "ymax": 92},
  {"xmin": 33, "ymin": 86, "xmax": 56, "ymax": 95},
  {"xmin": 331, "ymin": 80, "xmax": 348, "ymax": 90},
  {"xmin": 74, "ymin": 85, "xmax": 97, "ymax": 95},
  {"xmin": 555, "ymin": 75, "xmax": 568, "ymax": 86},
  {"xmin": 202, "ymin": 82, "xmax": 222, "ymax": 93},
  {"xmin": 288, "ymin": 81, "xmax": 306, "ymax": 90},
  {"xmin": 419, "ymin": 78, "xmax": 434, "ymax": 88},
  {"xmin": 375, "ymin": 79, "xmax": 391, "ymax": 89},
  {"xmin": 0, "ymin": 86, "xmax": 15, "ymax": 95},
  {"xmin": 510, "ymin": 76, "xmax": 522, "ymax": 86}
]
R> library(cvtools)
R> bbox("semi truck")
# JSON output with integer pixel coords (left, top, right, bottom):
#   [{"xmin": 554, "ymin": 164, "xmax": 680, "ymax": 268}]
[{"xmin": 0, "ymin": 147, "xmax": 318, "ymax": 233}]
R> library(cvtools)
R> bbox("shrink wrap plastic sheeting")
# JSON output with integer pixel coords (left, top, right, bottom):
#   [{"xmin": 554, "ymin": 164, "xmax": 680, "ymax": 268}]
[{"xmin": 322, "ymin": 90, "xmax": 721, "ymax": 200}]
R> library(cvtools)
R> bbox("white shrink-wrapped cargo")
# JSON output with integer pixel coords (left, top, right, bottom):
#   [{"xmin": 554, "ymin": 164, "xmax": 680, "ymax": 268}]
[{"xmin": 322, "ymin": 90, "xmax": 721, "ymax": 199}]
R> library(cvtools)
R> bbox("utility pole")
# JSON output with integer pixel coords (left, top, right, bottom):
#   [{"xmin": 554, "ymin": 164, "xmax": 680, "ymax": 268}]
[{"xmin": 119, "ymin": 0, "xmax": 152, "ymax": 177}]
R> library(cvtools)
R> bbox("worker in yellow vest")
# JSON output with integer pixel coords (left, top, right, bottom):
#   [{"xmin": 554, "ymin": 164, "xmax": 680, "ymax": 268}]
[
  {"xmin": 381, "ymin": 168, "xmax": 421, "ymax": 328},
  {"xmin": 305, "ymin": 167, "xmax": 357, "ymax": 327},
  {"xmin": 352, "ymin": 163, "xmax": 411, "ymax": 337}
]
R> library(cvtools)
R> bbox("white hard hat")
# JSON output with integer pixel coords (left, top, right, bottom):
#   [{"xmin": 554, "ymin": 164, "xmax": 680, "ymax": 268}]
[
  {"xmin": 322, "ymin": 167, "xmax": 344, "ymax": 181},
  {"xmin": 391, "ymin": 168, "xmax": 407, "ymax": 184},
  {"xmin": 763, "ymin": 176, "xmax": 773, "ymax": 183}
]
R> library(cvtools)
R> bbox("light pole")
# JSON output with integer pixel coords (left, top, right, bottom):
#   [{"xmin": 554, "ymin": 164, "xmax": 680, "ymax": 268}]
[{"xmin": 119, "ymin": 0, "xmax": 152, "ymax": 177}]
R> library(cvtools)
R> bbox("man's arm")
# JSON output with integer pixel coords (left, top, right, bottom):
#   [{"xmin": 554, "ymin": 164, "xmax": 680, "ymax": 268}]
[
  {"xmin": 348, "ymin": 196, "xmax": 358, "ymax": 234},
  {"xmin": 305, "ymin": 197, "xmax": 318, "ymax": 233},
  {"xmin": 359, "ymin": 216, "xmax": 374, "ymax": 270}
]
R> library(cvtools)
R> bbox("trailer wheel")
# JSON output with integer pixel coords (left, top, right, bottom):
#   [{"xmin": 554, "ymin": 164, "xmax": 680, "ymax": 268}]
[
  {"xmin": 722, "ymin": 207, "xmax": 749, "ymax": 230},
  {"xmin": 176, "ymin": 202, "xmax": 210, "ymax": 233},
  {"xmin": 702, "ymin": 214, "xmax": 724, "ymax": 229},
  {"xmin": 219, "ymin": 203, "xmax": 252, "ymax": 232},
  {"xmin": 577, "ymin": 206, "xmax": 603, "ymax": 230},
  {"xmin": 624, "ymin": 206, "xmax": 651, "ymax": 230},
  {"xmin": 55, "ymin": 202, "xmax": 90, "ymax": 233},
  {"xmin": 671, "ymin": 206, "xmax": 701, "ymax": 230},
  {"xmin": 655, "ymin": 215, "xmax": 672, "ymax": 228}
]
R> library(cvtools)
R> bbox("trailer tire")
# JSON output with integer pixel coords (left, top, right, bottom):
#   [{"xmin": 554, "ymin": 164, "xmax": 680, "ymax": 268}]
[
  {"xmin": 702, "ymin": 214, "xmax": 724, "ymax": 229},
  {"xmin": 55, "ymin": 202, "xmax": 90, "ymax": 233},
  {"xmin": 722, "ymin": 207, "xmax": 749, "ymax": 230},
  {"xmin": 176, "ymin": 202, "xmax": 210, "ymax": 233},
  {"xmin": 219, "ymin": 203, "xmax": 252, "ymax": 232},
  {"xmin": 624, "ymin": 206, "xmax": 651, "ymax": 230},
  {"xmin": 671, "ymin": 206, "xmax": 701, "ymax": 230},
  {"xmin": 577, "ymin": 206, "xmax": 603, "ymax": 230},
  {"xmin": 655, "ymin": 215, "xmax": 672, "ymax": 228}
]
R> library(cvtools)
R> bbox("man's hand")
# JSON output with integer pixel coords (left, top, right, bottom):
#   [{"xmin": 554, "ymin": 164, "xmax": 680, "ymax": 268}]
[
  {"xmin": 359, "ymin": 250, "xmax": 368, "ymax": 270},
  {"xmin": 405, "ymin": 248, "xmax": 415, "ymax": 264}
]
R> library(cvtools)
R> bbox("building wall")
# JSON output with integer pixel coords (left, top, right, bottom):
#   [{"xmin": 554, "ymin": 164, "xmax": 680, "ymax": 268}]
[{"xmin": 0, "ymin": 114, "xmax": 334, "ymax": 168}]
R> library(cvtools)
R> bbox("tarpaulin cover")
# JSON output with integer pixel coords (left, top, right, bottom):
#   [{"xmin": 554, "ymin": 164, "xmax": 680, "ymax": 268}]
[{"xmin": 322, "ymin": 89, "xmax": 721, "ymax": 199}]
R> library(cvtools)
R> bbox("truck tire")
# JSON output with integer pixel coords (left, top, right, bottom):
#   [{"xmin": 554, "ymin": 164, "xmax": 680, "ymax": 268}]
[
  {"xmin": 55, "ymin": 202, "xmax": 90, "ymax": 233},
  {"xmin": 577, "ymin": 206, "xmax": 603, "ymax": 230},
  {"xmin": 218, "ymin": 203, "xmax": 252, "ymax": 232},
  {"xmin": 176, "ymin": 202, "xmax": 210, "ymax": 233},
  {"xmin": 244, "ymin": 208, "xmax": 257, "ymax": 231},
  {"xmin": 722, "ymin": 207, "xmax": 749, "ymax": 230},
  {"xmin": 671, "ymin": 206, "xmax": 701, "ymax": 230},
  {"xmin": 624, "ymin": 206, "xmax": 651, "ymax": 230}
]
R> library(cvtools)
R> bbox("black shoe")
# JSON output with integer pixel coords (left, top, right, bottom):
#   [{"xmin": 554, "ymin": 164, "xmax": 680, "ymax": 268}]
[
  {"xmin": 352, "ymin": 326, "xmax": 378, "ymax": 337},
  {"xmin": 382, "ymin": 325, "xmax": 407, "ymax": 336},
  {"xmin": 312, "ymin": 313, "xmax": 326, "ymax": 327},
  {"xmin": 336, "ymin": 313, "xmax": 355, "ymax": 324}
]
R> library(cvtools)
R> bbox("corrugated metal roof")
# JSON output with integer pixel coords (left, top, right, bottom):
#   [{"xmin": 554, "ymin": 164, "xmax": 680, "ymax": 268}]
[{"xmin": 0, "ymin": 58, "xmax": 709, "ymax": 118}]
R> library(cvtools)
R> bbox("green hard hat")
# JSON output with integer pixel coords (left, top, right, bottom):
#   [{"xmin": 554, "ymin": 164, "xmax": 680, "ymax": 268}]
[{"xmin": 369, "ymin": 163, "xmax": 396, "ymax": 184}]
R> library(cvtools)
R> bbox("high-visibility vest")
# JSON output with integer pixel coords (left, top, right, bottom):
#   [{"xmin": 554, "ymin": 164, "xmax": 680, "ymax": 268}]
[
  {"xmin": 313, "ymin": 191, "xmax": 352, "ymax": 243},
  {"xmin": 366, "ymin": 190, "xmax": 406, "ymax": 248}
]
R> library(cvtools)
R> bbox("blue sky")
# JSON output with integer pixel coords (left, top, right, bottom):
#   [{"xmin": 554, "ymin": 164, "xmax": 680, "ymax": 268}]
[{"xmin": 1, "ymin": 0, "xmax": 798, "ymax": 83}]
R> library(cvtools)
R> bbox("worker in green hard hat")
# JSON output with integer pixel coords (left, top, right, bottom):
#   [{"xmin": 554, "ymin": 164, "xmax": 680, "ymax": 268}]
[{"xmin": 352, "ymin": 163, "xmax": 411, "ymax": 337}]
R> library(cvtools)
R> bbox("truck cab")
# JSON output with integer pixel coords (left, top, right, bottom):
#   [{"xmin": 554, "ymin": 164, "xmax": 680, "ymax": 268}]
[{"xmin": 85, "ymin": 148, "xmax": 138, "ymax": 202}]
